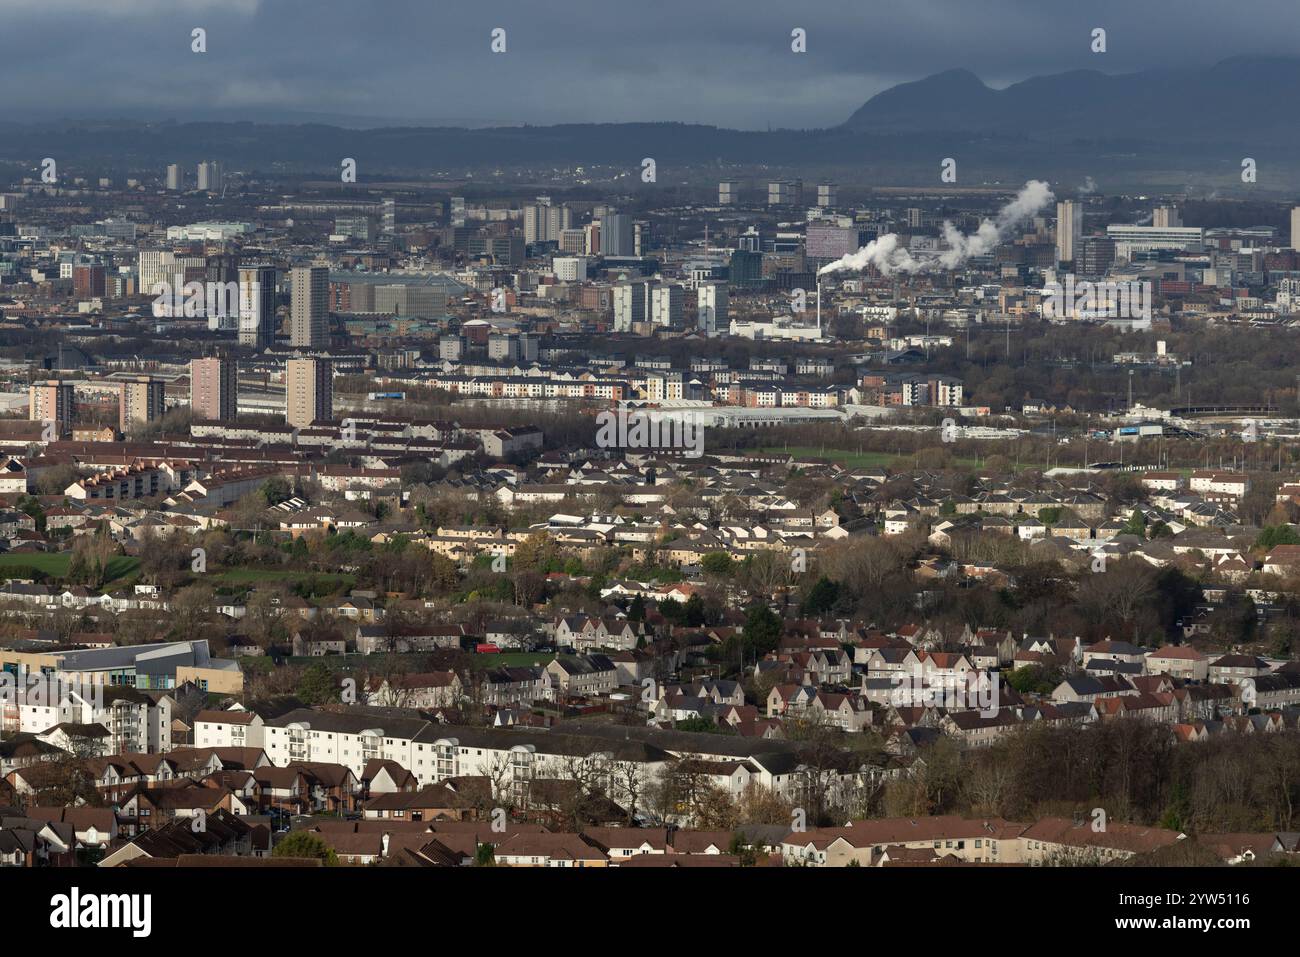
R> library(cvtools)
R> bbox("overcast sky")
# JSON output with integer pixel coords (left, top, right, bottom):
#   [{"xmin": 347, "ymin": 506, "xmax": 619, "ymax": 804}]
[{"xmin": 1, "ymin": 0, "xmax": 1296, "ymax": 129}]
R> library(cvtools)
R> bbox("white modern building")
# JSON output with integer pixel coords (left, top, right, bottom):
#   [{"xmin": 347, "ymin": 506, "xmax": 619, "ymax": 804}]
[{"xmin": 1106, "ymin": 225, "xmax": 1205, "ymax": 255}]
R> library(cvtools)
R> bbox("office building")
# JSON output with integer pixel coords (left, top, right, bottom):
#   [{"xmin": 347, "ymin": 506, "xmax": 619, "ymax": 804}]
[
  {"xmin": 196, "ymin": 160, "xmax": 223, "ymax": 193},
  {"xmin": 1153, "ymin": 206, "xmax": 1182, "ymax": 228},
  {"xmin": 612, "ymin": 280, "xmax": 648, "ymax": 331},
  {"xmin": 768, "ymin": 180, "xmax": 803, "ymax": 207},
  {"xmin": 119, "ymin": 376, "xmax": 165, "ymax": 433},
  {"xmin": 335, "ymin": 214, "xmax": 376, "ymax": 241},
  {"xmin": 553, "ymin": 256, "xmax": 590, "ymax": 282},
  {"xmin": 1078, "ymin": 237, "xmax": 1117, "ymax": 278},
  {"xmin": 138, "ymin": 250, "xmax": 177, "ymax": 294},
  {"xmin": 166, "ymin": 164, "xmax": 183, "ymax": 191},
  {"xmin": 206, "ymin": 257, "xmax": 238, "ymax": 289},
  {"xmin": 719, "ymin": 182, "xmax": 738, "ymax": 205},
  {"xmin": 190, "ymin": 357, "xmax": 238, "ymax": 422},
  {"xmin": 204, "ymin": 253, "xmax": 240, "ymax": 331},
  {"xmin": 239, "ymin": 265, "xmax": 277, "ymax": 350},
  {"xmin": 373, "ymin": 282, "xmax": 449, "ymax": 317},
  {"xmin": 558, "ymin": 228, "xmax": 586, "ymax": 254},
  {"xmin": 612, "ymin": 280, "xmax": 684, "ymax": 331},
  {"xmin": 290, "ymin": 265, "xmax": 330, "ymax": 347},
  {"xmin": 72, "ymin": 264, "xmax": 106, "ymax": 298},
  {"xmin": 487, "ymin": 333, "xmax": 517, "ymax": 362},
  {"xmin": 1105, "ymin": 224, "xmax": 1205, "ymax": 255},
  {"xmin": 806, "ymin": 224, "xmax": 859, "ymax": 262},
  {"xmin": 285, "ymin": 358, "xmax": 332, "ymax": 428},
  {"xmin": 697, "ymin": 282, "xmax": 729, "ymax": 337},
  {"xmin": 29, "ymin": 380, "xmax": 74, "ymax": 430},
  {"xmin": 816, "ymin": 183, "xmax": 838, "ymax": 207},
  {"xmin": 1056, "ymin": 200, "xmax": 1082, "ymax": 263},
  {"xmin": 459, "ymin": 229, "xmax": 523, "ymax": 266},
  {"xmin": 439, "ymin": 336, "xmax": 464, "ymax": 361},
  {"xmin": 0, "ymin": 639, "xmax": 241, "ymax": 697},
  {"xmin": 729, "ymin": 250, "xmax": 765, "ymax": 290},
  {"xmin": 524, "ymin": 201, "xmax": 572, "ymax": 245},
  {"xmin": 648, "ymin": 282, "xmax": 684, "ymax": 328},
  {"xmin": 601, "ymin": 213, "xmax": 634, "ymax": 257},
  {"xmin": 486, "ymin": 333, "xmax": 538, "ymax": 363}
]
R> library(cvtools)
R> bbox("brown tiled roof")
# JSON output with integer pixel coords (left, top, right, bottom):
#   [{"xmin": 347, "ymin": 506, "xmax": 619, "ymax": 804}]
[
  {"xmin": 494, "ymin": 832, "xmax": 607, "ymax": 862},
  {"xmin": 1021, "ymin": 816, "xmax": 1182, "ymax": 854}
]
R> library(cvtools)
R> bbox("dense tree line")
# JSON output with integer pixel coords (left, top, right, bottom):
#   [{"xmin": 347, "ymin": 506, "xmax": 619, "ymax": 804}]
[{"xmin": 892, "ymin": 721, "xmax": 1300, "ymax": 836}]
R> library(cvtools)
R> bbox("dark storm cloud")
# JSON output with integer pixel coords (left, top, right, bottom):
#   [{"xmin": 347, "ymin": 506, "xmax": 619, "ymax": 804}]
[{"xmin": 0, "ymin": 0, "xmax": 1297, "ymax": 128}]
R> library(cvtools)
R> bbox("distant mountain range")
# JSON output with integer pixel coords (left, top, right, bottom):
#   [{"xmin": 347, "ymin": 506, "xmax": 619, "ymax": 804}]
[
  {"xmin": 0, "ymin": 58, "xmax": 1296, "ymax": 191},
  {"xmin": 840, "ymin": 56, "xmax": 1300, "ymax": 143}
]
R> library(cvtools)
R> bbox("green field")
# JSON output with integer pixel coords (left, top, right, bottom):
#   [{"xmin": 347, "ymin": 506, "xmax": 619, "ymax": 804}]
[
  {"xmin": 761, "ymin": 446, "xmax": 1030, "ymax": 472},
  {"xmin": 0, "ymin": 553, "xmax": 73, "ymax": 576},
  {"xmin": 470, "ymin": 652, "xmax": 557, "ymax": 670},
  {"xmin": 285, "ymin": 654, "xmax": 361, "ymax": 668},
  {"xmin": 0, "ymin": 552, "xmax": 140, "ymax": 586},
  {"xmin": 213, "ymin": 567, "xmax": 355, "ymax": 588},
  {"xmin": 762, "ymin": 447, "xmax": 902, "ymax": 469}
]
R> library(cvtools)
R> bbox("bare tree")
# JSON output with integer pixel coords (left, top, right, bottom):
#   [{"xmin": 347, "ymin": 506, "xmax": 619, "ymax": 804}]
[
  {"xmin": 609, "ymin": 760, "xmax": 647, "ymax": 824},
  {"xmin": 482, "ymin": 751, "xmax": 515, "ymax": 808},
  {"xmin": 366, "ymin": 656, "xmax": 415, "ymax": 709}
]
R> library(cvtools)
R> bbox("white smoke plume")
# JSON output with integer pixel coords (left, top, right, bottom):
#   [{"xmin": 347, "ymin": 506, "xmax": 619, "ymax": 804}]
[
  {"xmin": 818, "ymin": 179, "xmax": 1055, "ymax": 277},
  {"xmin": 1078, "ymin": 176, "xmax": 1098, "ymax": 195}
]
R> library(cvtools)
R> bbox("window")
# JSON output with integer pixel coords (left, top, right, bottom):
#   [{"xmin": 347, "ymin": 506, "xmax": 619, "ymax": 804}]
[{"xmin": 430, "ymin": 744, "xmax": 456, "ymax": 779}]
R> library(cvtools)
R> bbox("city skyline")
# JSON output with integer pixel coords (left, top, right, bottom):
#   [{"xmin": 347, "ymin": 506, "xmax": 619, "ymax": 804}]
[{"xmin": 1, "ymin": 0, "xmax": 1297, "ymax": 917}]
